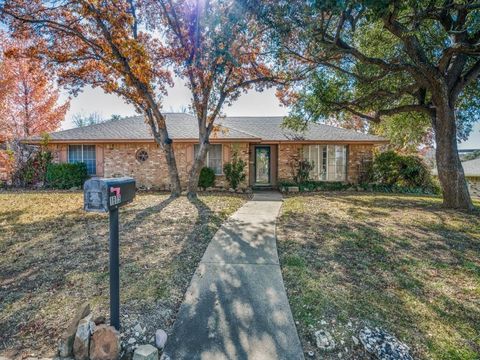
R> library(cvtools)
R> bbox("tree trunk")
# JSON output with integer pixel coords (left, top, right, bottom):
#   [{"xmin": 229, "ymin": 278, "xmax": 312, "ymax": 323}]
[
  {"xmin": 162, "ymin": 140, "xmax": 182, "ymax": 197},
  {"xmin": 433, "ymin": 103, "xmax": 473, "ymax": 210},
  {"xmin": 187, "ymin": 139, "xmax": 210, "ymax": 199},
  {"xmin": 148, "ymin": 111, "xmax": 182, "ymax": 197}
]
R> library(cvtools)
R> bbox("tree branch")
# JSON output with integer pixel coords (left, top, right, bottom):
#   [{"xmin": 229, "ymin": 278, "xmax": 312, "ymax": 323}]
[{"xmin": 451, "ymin": 59, "xmax": 480, "ymax": 100}]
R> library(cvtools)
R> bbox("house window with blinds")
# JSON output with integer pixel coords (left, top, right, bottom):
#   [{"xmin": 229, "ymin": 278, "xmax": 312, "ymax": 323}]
[
  {"xmin": 194, "ymin": 144, "xmax": 223, "ymax": 175},
  {"xmin": 68, "ymin": 145, "xmax": 96, "ymax": 175},
  {"xmin": 303, "ymin": 145, "xmax": 347, "ymax": 181}
]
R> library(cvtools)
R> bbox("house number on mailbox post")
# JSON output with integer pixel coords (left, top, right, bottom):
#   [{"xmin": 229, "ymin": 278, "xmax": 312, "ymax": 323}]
[{"xmin": 84, "ymin": 177, "xmax": 136, "ymax": 330}]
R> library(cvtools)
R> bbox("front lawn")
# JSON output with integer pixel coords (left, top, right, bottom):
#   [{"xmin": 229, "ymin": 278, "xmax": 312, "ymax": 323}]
[
  {"xmin": 277, "ymin": 193, "xmax": 480, "ymax": 360},
  {"xmin": 0, "ymin": 191, "xmax": 248, "ymax": 358}
]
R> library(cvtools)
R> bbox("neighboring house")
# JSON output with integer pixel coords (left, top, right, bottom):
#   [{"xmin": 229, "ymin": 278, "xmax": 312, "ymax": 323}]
[
  {"xmin": 432, "ymin": 156, "xmax": 480, "ymax": 198},
  {"xmin": 26, "ymin": 113, "xmax": 387, "ymax": 189},
  {"xmin": 461, "ymin": 157, "xmax": 480, "ymax": 198}
]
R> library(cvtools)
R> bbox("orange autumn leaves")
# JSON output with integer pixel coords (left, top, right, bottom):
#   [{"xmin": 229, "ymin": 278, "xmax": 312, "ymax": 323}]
[
  {"xmin": 2, "ymin": 0, "xmax": 173, "ymax": 114},
  {"xmin": 0, "ymin": 35, "xmax": 68, "ymax": 142},
  {"xmin": 147, "ymin": 0, "xmax": 279, "ymax": 127}
]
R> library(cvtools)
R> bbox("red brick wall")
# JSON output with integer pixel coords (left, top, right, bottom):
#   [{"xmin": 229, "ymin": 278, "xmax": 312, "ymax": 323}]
[
  {"xmin": 347, "ymin": 144, "xmax": 375, "ymax": 183},
  {"xmin": 47, "ymin": 141, "xmax": 376, "ymax": 187},
  {"xmin": 48, "ymin": 142, "xmax": 250, "ymax": 190},
  {"xmin": 278, "ymin": 143, "xmax": 303, "ymax": 181}
]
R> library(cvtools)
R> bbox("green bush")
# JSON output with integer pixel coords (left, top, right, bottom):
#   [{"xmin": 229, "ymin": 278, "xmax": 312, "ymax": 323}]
[
  {"xmin": 279, "ymin": 180, "xmax": 350, "ymax": 192},
  {"xmin": 358, "ymin": 183, "xmax": 441, "ymax": 195},
  {"xmin": 224, "ymin": 152, "xmax": 246, "ymax": 190},
  {"xmin": 46, "ymin": 162, "xmax": 89, "ymax": 189},
  {"xmin": 367, "ymin": 150, "xmax": 440, "ymax": 194},
  {"xmin": 198, "ymin": 166, "xmax": 215, "ymax": 190}
]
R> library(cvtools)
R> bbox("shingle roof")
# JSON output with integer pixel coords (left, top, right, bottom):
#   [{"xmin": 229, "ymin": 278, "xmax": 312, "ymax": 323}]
[
  {"xmin": 220, "ymin": 116, "xmax": 385, "ymax": 142},
  {"xmin": 31, "ymin": 113, "xmax": 386, "ymax": 143},
  {"xmin": 36, "ymin": 113, "xmax": 257, "ymax": 141},
  {"xmin": 462, "ymin": 157, "xmax": 480, "ymax": 177}
]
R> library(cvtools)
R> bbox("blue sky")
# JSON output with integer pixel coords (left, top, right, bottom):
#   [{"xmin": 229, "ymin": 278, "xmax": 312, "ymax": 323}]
[{"xmin": 61, "ymin": 80, "xmax": 480, "ymax": 150}]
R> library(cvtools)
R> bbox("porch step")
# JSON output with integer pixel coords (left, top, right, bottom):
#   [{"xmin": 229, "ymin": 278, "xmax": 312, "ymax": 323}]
[{"xmin": 252, "ymin": 185, "xmax": 275, "ymax": 191}]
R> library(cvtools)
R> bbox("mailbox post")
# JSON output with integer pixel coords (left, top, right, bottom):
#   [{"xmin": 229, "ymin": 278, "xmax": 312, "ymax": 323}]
[{"xmin": 84, "ymin": 177, "xmax": 136, "ymax": 330}]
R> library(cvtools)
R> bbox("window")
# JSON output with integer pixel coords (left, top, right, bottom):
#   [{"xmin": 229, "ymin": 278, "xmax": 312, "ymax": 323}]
[
  {"xmin": 194, "ymin": 144, "xmax": 223, "ymax": 175},
  {"xmin": 136, "ymin": 149, "xmax": 149, "ymax": 162},
  {"xmin": 303, "ymin": 145, "xmax": 347, "ymax": 181},
  {"xmin": 68, "ymin": 145, "xmax": 96, "ymax": 175}
]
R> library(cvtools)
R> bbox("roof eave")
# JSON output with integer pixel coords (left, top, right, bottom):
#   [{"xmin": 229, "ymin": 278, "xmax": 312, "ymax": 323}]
[
  {"xmin": 268, "ymin": 139, "xmax": 389, "ymax": 144},
  {"xmin": 23, "ymin": 137, "xmax": 262, "ymax": 144}
]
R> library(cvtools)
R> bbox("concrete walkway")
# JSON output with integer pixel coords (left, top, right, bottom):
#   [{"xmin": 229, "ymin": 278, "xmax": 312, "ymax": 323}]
[{"xmin": 162, "ymin": 192, "xmax": 304, "ymax": 360}]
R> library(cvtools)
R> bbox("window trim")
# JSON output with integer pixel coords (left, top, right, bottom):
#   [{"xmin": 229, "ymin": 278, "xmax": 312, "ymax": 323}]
[
  {"xmin": 195, "ymin": 143, "xmax": 223, "ymax": 176},
  {"xmin": 68, "ymin": 144, "xmax": 97, "ymax": 176},
  {"xmin": 303, "ymin": 144, "xmax": 347, "ymax": 182}
]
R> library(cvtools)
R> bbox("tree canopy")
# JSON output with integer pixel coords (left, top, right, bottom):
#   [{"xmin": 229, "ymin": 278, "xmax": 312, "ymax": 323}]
[
  {"xmin": 0, "ymin": 36, "xmax": 68, "ymax": 141},
  {"xmin": 247, "ymin": 0, "xmax": 480, "ymax": 209}
]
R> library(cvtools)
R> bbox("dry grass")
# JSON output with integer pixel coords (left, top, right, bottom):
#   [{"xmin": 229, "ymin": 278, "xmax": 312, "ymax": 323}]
[
  {"xmin": 0, "ymin": 190, "xmax": 248, "ymax": 358},
  {"xmin": 277, "ymin": 192, "xmax": 480, "ymax": 360}
]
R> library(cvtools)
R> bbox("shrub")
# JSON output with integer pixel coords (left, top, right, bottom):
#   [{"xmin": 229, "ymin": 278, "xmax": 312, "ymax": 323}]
[
  {"xmin": 292, "ymin": 159, "xmax": 314, "ymax": 184},
  {"xmin": 358, "ymin": 183, "xmax": 441, "ymax": 195},
  {"xmin": 46, "ymin": 162, "xmax": 89, "ymax": 189},
  {"xmin": 369, "ymin": 151, "xmax": 401, "ymax": 185},
  {"xmin": 198, "ymin": 166, "xmax": 215, "ymax": 190},
  {"xmin": 13, "ymin": 150, "xmax": 52, "ymax": 187},
  {"xmin": 278, "ymin": 180, "xmax": 350, "ymax": 192},
  {"xmin": 224, "ymin": 152, "xmax": 246, "ymax": 190},
  {"xmin": 368, "ymin": 150, "xmax": 440, "ymax": 193},
  {"xmin": 302, "ymin": 181, "xmax": 350, "ymax": 192}
]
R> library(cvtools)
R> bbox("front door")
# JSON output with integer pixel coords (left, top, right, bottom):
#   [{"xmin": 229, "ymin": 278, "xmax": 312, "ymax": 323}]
[{"xmin": 255, "ymin": 146, "xmax": 271, "ymax": 185}]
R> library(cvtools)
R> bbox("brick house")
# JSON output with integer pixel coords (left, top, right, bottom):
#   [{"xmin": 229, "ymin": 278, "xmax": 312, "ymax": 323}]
[{"xmin": 27, "ymin": 113, "xmax": 387, "ymax": 189}]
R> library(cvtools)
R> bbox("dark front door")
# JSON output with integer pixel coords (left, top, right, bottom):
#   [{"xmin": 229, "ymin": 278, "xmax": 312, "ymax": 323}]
[{"xmin": 255, "ymin": 146, "xmax": 271, "ymax": 185}]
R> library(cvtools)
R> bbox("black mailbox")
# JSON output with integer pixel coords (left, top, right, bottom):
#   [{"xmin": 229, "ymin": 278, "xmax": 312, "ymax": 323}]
[
  {"xmin": 84, "ymin": 177, "xmax": 136, "ymax": 212},
  {"xmin": 83, "ymin": 176, "xmax": 136, "ymax": 330}
]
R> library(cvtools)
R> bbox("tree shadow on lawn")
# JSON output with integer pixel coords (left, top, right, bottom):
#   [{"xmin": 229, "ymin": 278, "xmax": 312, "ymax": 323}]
[
  {"xmin": 0, "ymin": 192, "xmax": 241, "ymax": 358},
  {"xmin": 163, "ymin": 197, "xmax": 301, "ymax": 360},
  {"xmin": 278, "ymin": 193, "xmax": 480, "ymax": 359}
]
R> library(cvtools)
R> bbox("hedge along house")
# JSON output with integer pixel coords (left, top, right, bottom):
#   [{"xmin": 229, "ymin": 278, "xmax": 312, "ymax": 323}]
[{"xmin": 27, "ymin": 113, "xmax": 387, "ymax": 190}]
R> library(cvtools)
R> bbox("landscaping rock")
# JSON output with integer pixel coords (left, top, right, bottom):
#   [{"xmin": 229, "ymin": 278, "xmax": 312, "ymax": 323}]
[
  {"xmin": 154, "ymin": 329, "xmax": 168, "ymax": 349},
  {"xmin": 73, "ymin": 314, "xmax": 94, "ymax": 360},
  {"xmin": 352, "ymin": 336, "xmax": 359, "ymax": 346},
  {"xmin": 58, "ymin": 303, "xmax": 91, "ymax": 357},
  {"xmin": 94, "ymin": 316, "xmax": 106, "ymax": 326},
  {"xmin": 89, "ymin": 325, "xmax": 120, "ymax": 360},
  {"xmin": 359, "ymin": 326, "xmax": 413, "ymax": 360},
  {"xmin": 314, "ymin": 329, "xmax": 336, "ymax": 351},
  {"xmin": 133, "ymin": 345, "xmax": 158, "ymax": 360},
  {"xmin": 288, "ymin": 186, "xmax": 299, "ymax": 193},
  {"xmin": 133, "ymin": 324, "xmax": 145, "ymax": 334}
]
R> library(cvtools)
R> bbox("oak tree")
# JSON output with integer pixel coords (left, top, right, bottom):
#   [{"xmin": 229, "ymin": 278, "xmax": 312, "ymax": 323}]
[
  {"xmin": 249, "ymin": 0, "xmax": 480, "ymax": 210},
  {"xmin": 147, "ymin": 0, "xmax": 280, "ymax": 197},
  {"xmin": 1, "ymin": 0, "xmax": 183, "ymax": 195}
]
